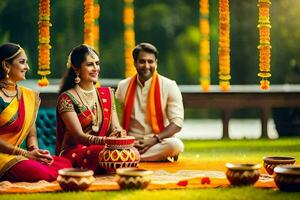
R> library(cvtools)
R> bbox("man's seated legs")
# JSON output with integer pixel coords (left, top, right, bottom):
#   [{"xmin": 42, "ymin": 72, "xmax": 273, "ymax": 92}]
[{"xmin": 140, "ymin": 137, "xmax": 184, "ymax": 162}]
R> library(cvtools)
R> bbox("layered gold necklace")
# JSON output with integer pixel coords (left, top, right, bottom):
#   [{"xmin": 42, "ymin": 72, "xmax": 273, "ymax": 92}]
[
  {"xmin": 75, "ymin": 84, "xmax": 101, "ymax": 133},
  {"xmin": 0, "ymin": 81, "xmax": 18, "ymax": 98}
]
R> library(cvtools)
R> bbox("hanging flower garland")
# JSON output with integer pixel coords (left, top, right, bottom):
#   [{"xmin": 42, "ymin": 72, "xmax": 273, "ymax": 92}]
[
  {"xmin": 199, "ymin": 0, "xmax": 211, "ymax": 92},
  {"xmin": 124, "ymin": 0, "xmax": 136, "ymax": 78},
  {"xmin": 218, "ymin": 0, "xmax": 231, "ymax": 91},
  {"xmin": 38, "ymin": 0, "xmax": 51, "ymax": 87},
  {"xmin": 257, "ymin": 0, "xmax": 271, "ymax": 90},
  {"xmin": 93, "ymin": 0, "xmax": 100, "ymax": 52},
  {"xmin": 84, "ymin": 0, "xmax": 94, "ymax": 47}
]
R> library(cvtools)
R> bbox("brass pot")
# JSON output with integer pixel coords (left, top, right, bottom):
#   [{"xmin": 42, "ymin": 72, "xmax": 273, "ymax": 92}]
[
  {"xmin": 263, "ymin": 156, "xmax": 295, "ymax": 175},
  {"xmin": 116, "ymin": 168, "xmax": 153, "ymax": 190},
  {"xmin": 226, "ymin": 163, "xmax": 261, "ymax": 186},
  {"xmin": 99, "ymin": 136, "xmax": 140, "ymax": 173},
  {"xmin": 274, "ymin": 165, "xmax": 300, "ymax": 192},
  {"xmin": 57, "ymin": 168, "xmax": 95, "ymax": 191}
]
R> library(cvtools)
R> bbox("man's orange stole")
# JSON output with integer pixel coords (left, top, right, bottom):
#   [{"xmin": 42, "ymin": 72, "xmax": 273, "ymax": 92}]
[{"xmin": 122, "ymin": 71, "xmax": 164, "ymax": 134}]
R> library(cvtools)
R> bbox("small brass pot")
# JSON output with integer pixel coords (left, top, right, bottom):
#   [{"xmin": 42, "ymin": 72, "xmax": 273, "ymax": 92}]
[
  {"xmin": 226, "ymin": 163, "xmax": 261, "ymax": 186},
  {"xmin": 274, "ymin": 165, "xmax": 300, "ymax": 192},
  {"xmin": 116, "ymin": 168, "xmax": 153, "ymax": 190},
  {"xmin": 263, "ymin": 156, "xmax": 295, "ymax": 175},
  {"xmin": 57, "ymin": 168, "xmax": 95, "ymax": 191}
]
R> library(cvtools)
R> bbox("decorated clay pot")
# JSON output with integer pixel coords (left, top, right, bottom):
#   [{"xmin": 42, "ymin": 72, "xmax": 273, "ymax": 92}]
[
  {"xmin": 263, "ymin": 156, "xmax": 295, "ymax": 175},
  {"xmin": 116, "ymin": 168, "xmax": 153, "ymax": 190},
  {"xmin": 274, "ymin": 165, "xmax": 300, "ymax": 192},
  {"xmin": 225, "ymin": 163, "xmax": 261, "ymax": 186},
  {"xmin": 57, "ymin": 168, "xmax": 95, "ymax": 191},
  {"xmin": 99, "ymin": 136, "xmax": 140, "ymax": 173}
]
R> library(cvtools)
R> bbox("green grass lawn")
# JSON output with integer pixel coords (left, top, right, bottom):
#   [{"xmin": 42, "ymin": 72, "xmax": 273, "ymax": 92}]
[{"xmin": 1, "ymin": 138, "xmax": 300, "ymax": 200}]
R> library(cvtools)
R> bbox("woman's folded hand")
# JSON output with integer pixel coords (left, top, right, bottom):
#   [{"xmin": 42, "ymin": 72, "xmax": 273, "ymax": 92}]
[
  {"xmin": 27, "ymin": 149, "xmax": 54, "ymax": 165},
  {"xmin": 109, "ymin": 128, "xmax": 127, "ymax": 138}
]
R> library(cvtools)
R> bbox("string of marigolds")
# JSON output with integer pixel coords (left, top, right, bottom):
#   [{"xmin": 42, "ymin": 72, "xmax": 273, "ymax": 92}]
[
  {"xmin": 38, "ymin": 0, "xmax": 51, "ymax": 87},
  {"xmin": 218, "ymin": 0, "xmax": 231, "ymax": 91},
  {"xmin": 124, "ymin": 0, "xmax": 136, "ymax": 78},
  {"xmin": 199, "ymin": 0, "xmax": 211, "ymax": 92},
  {"xmin": 84, "ymin": 0, "xmax": 94, "ymax": 47},
  {"xmin": 257, "ymin": 0, "xmax": 271, "ymax": 90}
]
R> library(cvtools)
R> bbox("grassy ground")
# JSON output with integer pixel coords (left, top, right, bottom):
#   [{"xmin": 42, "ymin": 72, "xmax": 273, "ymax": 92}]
[{"xmin": 1, "ymin": 138, "xmax": 300, "ymax": 200}]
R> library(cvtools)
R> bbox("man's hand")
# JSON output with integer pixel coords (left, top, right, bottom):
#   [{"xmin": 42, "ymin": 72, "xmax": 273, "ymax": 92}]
[
  {"xmin": 27, "ymin": 149, "xmax": 53, "ymax": 165},
  {"xmin": 134, "ymin": 138, "xmax": 157, "ymax": 154}
]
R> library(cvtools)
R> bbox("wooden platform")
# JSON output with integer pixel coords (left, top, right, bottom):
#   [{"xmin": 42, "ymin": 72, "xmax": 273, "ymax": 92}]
[
  {"xmin": 180, "ymin": 85, "xmax": 300, "ymax": 138},
  {"xmin": 20, "ymin": 80, "xmax": 300, "ymax": 139}
]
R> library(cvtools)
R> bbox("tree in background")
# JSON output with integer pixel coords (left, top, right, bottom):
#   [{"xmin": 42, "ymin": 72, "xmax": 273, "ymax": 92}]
[{"xmin": 0, "ymin": 0, "xmax": 299, "ymax": 85}]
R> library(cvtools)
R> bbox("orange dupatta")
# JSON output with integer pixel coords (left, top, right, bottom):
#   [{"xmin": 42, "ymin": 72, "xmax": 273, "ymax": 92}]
[{"xmin": 122, "ymin": 71, "xmax": 164, "ymax": 134}]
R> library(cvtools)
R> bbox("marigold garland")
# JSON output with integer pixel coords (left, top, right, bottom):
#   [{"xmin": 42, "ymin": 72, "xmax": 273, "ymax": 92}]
[
  {"xmin": 218, "ymin": 0, "xmax": 231, "ymax": 91},
  {"xmin": 38, "ymin": 0, "xmax": 51, "ymax": 87},
  {"xmin": 84, "ymin": 0, "xmax": 94, "ymax": 47},
  {"xmin": 258, "ymin": 0, "xmax": 271, "ymax": 90},
  {"xmin": 199, "ymin": 0, "xmax": 211, "ymax": 92},
  {"xmin": 124, "ymin": 0, "xmax": 136, "ymax": 78}
]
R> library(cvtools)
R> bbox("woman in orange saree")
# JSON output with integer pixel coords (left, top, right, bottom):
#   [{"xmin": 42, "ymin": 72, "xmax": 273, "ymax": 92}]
[
  {"xmin": 0, "ymin": 43, "xmax": 71, "ymax": 182},
  {"xmin": 56, "ymin": 44, "xmax": 125, "ymax": 174}
]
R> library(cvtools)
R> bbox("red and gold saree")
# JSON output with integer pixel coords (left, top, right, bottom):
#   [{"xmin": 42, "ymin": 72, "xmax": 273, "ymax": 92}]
[{"xmin": 56, "ymin": 87, "xmax": 112, "ymax": 172}]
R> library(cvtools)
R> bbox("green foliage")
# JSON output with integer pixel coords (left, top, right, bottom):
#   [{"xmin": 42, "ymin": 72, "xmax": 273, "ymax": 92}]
[
  {"xmin": 0, "ymin": 0, "xmax": 299, "ymax": 84},
  {"xmin": 166, "ymin": 26, "xmax": 199, "ymax": 84}
]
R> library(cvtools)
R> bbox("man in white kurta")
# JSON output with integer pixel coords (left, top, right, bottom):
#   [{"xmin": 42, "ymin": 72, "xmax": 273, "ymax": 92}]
[{"xmin": 115, "ymin": 43, "xmax": 184, "ymax": 161}]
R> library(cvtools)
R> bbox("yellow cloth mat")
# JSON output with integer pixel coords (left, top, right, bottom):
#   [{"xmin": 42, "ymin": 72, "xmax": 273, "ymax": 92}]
[{"xmin": 0, "ymin": 160, "xmax": 276, "ymax": 193}]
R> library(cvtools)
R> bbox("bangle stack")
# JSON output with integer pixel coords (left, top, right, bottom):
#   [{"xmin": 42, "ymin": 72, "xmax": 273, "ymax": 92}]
[
  {"xmin": 88, "ymin": 135, "xmax": 106, "ymax": 145},
  {"xmin": 12, "ymin": 147, "xmax": 29, "ymax": 157}
]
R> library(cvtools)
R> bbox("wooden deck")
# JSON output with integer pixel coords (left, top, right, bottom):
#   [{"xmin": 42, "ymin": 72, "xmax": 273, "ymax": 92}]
[
  {"xmin": 21, "ymin": 80, "xmax": 300, "ymax": 139},
  {"xmin": 180, "ymin": 85, "xmax": 300, "ymax": 138}
]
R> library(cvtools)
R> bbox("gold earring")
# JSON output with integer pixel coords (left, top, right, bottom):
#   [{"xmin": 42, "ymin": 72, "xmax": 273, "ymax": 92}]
[
  {"xmin": 6, "ymin": 69, "xmax": 9, "ymax": 79},
  {"xmin": 74, "ymin": 74, "xmax": 81, "ymax": 84}
]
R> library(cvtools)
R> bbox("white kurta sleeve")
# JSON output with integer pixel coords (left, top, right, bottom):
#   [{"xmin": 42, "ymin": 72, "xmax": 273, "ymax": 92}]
[{"xmin": 166, "ymin": 81, "xmax": 184, "ymax": 127}]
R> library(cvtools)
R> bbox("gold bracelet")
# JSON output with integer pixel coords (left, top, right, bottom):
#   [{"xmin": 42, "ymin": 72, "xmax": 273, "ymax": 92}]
[
  {"xmin": 13, "ymin": 147, "xmax": 29, "ymax": 157},
  {"xmin": 88, "ymin": 135, "xmax": 105, "ymax": 145},
  {"xmin": 12, "ymin": 146, "xmax": 17, "ymax": 155},
  {"xmin": 88, "ymin": 135, "xmax": 96, "ymax": 145},
  {"xmin": 100, "ymin": 136, "xmax": 106, "ymax": 145}
]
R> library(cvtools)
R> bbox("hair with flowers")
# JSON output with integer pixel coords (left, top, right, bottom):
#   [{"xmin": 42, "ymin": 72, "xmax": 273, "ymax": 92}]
[{"xmin": 59, "ymin": 44, "xmax": 99, "ymax": 94}]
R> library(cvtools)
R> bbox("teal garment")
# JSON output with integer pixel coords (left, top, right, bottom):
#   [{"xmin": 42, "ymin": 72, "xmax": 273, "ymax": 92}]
[{"xmin": 0, "ymin": 96, "xmax": 9, "ymax": 113}]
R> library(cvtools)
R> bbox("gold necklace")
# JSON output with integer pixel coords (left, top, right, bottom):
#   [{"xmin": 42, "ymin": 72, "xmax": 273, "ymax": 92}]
[
  {"xmin": 0, "ymin": 88, "xmax": 17, "ymax": 97},
  {"xmin": 75, "ymin": 85, "xmax": 100, "ymax": 133},
  {"xmin": 0, "ymin": 82, "xmax": 18, "ymax": 97}
]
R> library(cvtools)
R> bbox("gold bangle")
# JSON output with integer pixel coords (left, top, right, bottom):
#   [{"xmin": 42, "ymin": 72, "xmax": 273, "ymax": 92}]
[
  {"xmin": 88, "ymin": 135, "xmax": 105, "ymax": 145},
  {"xmin": 88, "ymin": 135, "xmax": 96, "ymax": 145},
  {"xmin": 13, "ymin": 147, "xmax": 28, "ymax": 157},
  {"xmin": 101, "ymin": 136, "xmax": 106, "ymax": 145},
  {"xmin": 12, "ymin": 146, "xmax": 17, "ymax": 155}
]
